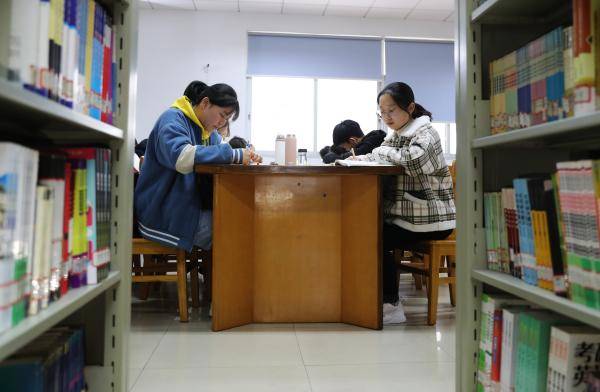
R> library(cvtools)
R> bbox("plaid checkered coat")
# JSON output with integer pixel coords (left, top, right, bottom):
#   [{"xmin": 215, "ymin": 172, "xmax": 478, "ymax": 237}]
[{"xmin": 358, "ymin": 116, "xmax": 456, "ymax": 232}]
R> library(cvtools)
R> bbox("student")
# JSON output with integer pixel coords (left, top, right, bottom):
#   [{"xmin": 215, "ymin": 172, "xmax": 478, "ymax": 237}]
[
  {"xmin": 351, "ymin": 82, "xmax": 456, "ymax": 324},
  {"xmin": 319, "ymin": 120, "xmax": 385, "ymax": 164},
  {"xmin": 135, "ymin": 82, "xmax": 258, "ymax": 251},
  {"xmin": 217, "ymin": 121, "xmax": 230, "ymax": 140}
]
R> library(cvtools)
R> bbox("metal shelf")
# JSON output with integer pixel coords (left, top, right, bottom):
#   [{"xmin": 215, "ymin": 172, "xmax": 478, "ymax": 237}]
[
  {"xmin": 472, "ymin": 112, "xmax": 600, "ymax": 149},
  {"xmin": 0, "ymin": 78, "xmax": 124, "ymax": 140},
  {"xmin": 0, "ymin": 271, "xmax": 121, "ymax": 361},
  {"xmin": 472, "ymin": 269, "xmax": 600, "ymax": 327},
  {"xmin": 471, "ymin": 0, "xmax": 568, "ymax": 24}
]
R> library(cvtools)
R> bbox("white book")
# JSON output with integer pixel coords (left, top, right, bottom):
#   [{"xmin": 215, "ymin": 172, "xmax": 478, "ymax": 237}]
[
  {"xmin": 8, "ymin": 0, "xmax": 40, "ymax": 86},
  {"xmin": 29, "ymin": 185, "xmax": 53, "ymax": 316},
  {"xmin": 0, "ymin": 145, "xmax": 18, "ymax": 333},
  {"xmin": 548, "ymin": 325, "xmax": 600, "ymax": 392},
  {"xmin": 39, "ymin": 177, "xmax": 64, "ymax": 300},
  {"xmin": 478, "ymin": 294, "xmax": 528, "ymax": 386},
  {"xmin": 334, "ymin": 159, "xmax": 393, "ymax": 167},
  {"xmin": 500, "ymin": 307, "xmax": 530, "ymax": 392},
  {"xmin": 37, "ymin": 0, "xmax": 50, "ymax": 94}
]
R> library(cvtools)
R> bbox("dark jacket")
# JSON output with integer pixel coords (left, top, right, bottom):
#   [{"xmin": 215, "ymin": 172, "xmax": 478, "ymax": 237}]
[{"xmin": 320, "ymin": 130, "xmax": 386, "ymax": 164}]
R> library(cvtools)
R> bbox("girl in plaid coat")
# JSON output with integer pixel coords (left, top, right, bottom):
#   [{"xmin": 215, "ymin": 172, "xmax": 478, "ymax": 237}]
[{"xmin": 352, "ymin": 82, "xmax": 456, "ymax": 324}]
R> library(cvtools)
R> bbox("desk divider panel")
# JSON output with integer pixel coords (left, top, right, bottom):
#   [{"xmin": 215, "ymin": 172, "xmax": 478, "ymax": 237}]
[
  {"xmin": 341, "ymin": 175, "xmax": 382, "ymax": 330},
  {"xmin": 253, "ymin": 176, "xmax": 342, "ymax": 322},
  {"xmin": 212, "ymin": 174, "xmax": 255, "ymax": 331}
]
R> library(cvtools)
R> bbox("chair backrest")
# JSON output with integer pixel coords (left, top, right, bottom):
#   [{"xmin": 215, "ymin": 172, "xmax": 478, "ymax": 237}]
[{"xmin": 448, "ymin": 160, "xmax": 456, "ymax": 200}]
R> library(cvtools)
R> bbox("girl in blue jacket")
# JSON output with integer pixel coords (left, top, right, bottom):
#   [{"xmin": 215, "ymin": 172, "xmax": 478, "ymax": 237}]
[{"xmin": 135, "ymin": 83, "xmax": 256, "ymax": 251}]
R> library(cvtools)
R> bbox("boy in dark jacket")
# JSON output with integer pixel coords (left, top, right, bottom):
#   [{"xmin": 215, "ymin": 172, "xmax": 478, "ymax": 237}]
[{"xmin": 319, "ymin": 120, "xmax": 386, "ymax": 164}]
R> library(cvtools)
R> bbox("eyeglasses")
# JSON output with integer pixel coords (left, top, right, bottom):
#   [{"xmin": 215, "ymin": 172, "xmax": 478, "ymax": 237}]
[{"xmin": 376, "ymin": 107, "xmax": 397, "ymax": 119}]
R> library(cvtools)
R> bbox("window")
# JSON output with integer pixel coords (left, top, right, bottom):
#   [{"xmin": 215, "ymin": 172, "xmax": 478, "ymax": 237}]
[
  {"xmin": 249, "ymin": 76, "xmax": 314, "ymax": 152},
  {"xmin": 250, "ymin": 76, "xmax": 379, "ymax": 152},
  {"xmin": 431, "ymin": 121, "xmax": 457, "ymax": 157}
]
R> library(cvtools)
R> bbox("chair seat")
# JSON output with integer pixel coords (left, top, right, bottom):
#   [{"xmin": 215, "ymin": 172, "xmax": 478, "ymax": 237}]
[{"xmin": 131, "ymin": 237, "xmax": 205, "ymax": 322}]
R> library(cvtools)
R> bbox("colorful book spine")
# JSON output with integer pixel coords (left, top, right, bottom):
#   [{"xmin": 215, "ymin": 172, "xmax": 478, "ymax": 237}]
[
  {"xmin": 563, "ymin": 26, "xmax": 575, "ymax": 118},
  {"xmin": 573, "ymin": 0, "xmax": 597, "ymax": 116},
  {"xmin": 514, "ymin": 178, "xmax": 538, "ymax": 285}
]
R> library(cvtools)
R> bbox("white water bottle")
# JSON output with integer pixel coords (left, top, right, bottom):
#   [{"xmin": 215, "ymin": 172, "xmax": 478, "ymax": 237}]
[{"xmin": 275, "ymin": 134, "xmax": 286, "ymax": 165}]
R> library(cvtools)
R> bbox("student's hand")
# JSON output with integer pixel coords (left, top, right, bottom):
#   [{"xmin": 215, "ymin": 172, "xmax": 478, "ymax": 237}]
[
  {"xmin": 345, "ymin": 156, "xmax": 358, "ymax": 160},
  {"xmin": 250, "ymin": 151, "xmax": 263, "ymax": 164},
  {"xmin": 242, "ymin": 148, "xmax": 252, "ymax": 165}
]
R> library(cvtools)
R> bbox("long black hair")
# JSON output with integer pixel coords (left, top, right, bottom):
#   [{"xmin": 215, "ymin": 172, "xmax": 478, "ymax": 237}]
[
  {"xmin": 377, "ymin": 82, "xmax": 432, "ymax": 120},
  {"xmin": 198, "ymin": 83, "xmax": 240, "ymax": 121},
  {"xmin": 183, "ymin": 80, "xmax": 208, "ymax": 106}
]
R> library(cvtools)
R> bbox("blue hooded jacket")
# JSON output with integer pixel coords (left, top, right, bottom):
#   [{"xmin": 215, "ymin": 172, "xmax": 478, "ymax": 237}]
[{"xmin": 134, "ymin": 99, "xmax": 243, "ymax": 250}]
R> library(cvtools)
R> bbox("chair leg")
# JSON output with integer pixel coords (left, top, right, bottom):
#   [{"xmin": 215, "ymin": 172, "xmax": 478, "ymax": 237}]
[
  {"xmin": 176, "ymin": 249, "xmax": 189, "ymax": 322},
  {"xmin": 447, "ymin": 255, "xmax": 456, "ymax": 307},
  {"xmin": 426, "ymin": 248, "xmax": 441, "ymax": 326},
  {"xmin": 201, "ymin": 250, "xmax": 212, "ymax": 306},
  {"xmin": 138, "ymin": 254, "xmax": 151, "ymax": 300},
  {"xmin": 190, "ymin": 253, "xmax": 201, "ymax": 309},
  {"xmin": 412, "ymin": 274, "xmax": 423, "ymax": 290}
]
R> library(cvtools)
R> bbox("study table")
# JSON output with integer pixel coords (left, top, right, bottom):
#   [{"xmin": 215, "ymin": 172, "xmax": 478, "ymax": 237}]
[{"xmin": 195, "ymin": 164, "xmax": 404, "ymax": 331}]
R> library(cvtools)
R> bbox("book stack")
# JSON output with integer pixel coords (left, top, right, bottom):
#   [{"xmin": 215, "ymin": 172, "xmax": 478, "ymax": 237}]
[
  {"xmin": 0, "ymin": 142, "xmax": 112, "ymax": 335},
  {"xmin": 477, "ymin": 294, "xmax": 528, "ymax": 391},
  {"xmin": 556, "ymin": 161, "xmax": 600, "ymax": 309},
  {"xmin": 548, "ymin": 325, "xmax": 600, "ymax": 391},
  {"xmin": 0, "ymin": 327, "xmax": 85, "ymax": 392},
  {"xmin": 477, "ymin": 295, "xmax": 600, "ymax": 392},
  {"xmin": 1, "ymin": 0, "xmax": 117, "ymax": 125},
  {"xmin": 484, "ymin": 160, "xmax": 600, "ymax": 310},
  {"xmin": 487, "ymin": 0, "xmax": 600, "ymax": 135}
]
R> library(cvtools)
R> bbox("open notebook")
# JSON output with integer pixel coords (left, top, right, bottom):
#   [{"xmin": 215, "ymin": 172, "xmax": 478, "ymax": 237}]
[{"xmin": 335, "ymin": 159, "xmax": 393, "ymax": 167}]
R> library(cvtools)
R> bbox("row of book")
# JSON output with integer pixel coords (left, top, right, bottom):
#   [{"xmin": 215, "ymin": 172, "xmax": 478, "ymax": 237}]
[
  {"xmin": 0, "ymin": 142, "xmax": 112, "ymax": 335},
  {"xmin": 0, "ymin": 326, "xmax": 85, "ymax": 392},
  {"xmin": 1, "ymin": 0, "xmax": 118, "ymax": 124},
  {"xmin": 477, "ymin": 294, "xmax": 600, "ymax": 392},
  {"xmin": 489, "ymin": 1, "xmax": 599, "ymax": 134},
  {"xmin": 484, "ymin": 160, "xmax": 600, "ymax": 310}
]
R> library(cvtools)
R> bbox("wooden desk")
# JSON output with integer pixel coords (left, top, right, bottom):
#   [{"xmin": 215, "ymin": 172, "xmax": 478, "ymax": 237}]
[{"xmin": 195, "ymin": 164, "xmax": 403, "ymax": 331}]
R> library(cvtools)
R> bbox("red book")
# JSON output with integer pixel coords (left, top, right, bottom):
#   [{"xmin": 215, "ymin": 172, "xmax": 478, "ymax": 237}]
[
  {"xmin": 491, "ymin": 309, "xmax": 503, "ymax": 382},
  {"xmin": 100, "ymin": 23, "xmax": 112, "ymax": 123},
  {"xmin": 60, "ymin": 161, "xmax": 72, "ymax": 295}
]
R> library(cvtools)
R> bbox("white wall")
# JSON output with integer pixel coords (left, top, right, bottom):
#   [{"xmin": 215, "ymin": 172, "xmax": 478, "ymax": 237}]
[{"xmin": 135, "ymin": 10, "xmax": 454, "ymax": 141}]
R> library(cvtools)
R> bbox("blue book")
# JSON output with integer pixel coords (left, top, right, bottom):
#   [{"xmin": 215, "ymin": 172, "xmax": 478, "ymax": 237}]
[{"xmin": 513, "ymin": 178, "xmax": 537, "ymax": 285}]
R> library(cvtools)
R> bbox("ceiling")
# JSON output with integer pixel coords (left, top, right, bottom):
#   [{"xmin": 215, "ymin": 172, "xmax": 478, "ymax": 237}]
[{"xmin": 139, "ymin": 0, "xmax": 455, "ymax": 22}]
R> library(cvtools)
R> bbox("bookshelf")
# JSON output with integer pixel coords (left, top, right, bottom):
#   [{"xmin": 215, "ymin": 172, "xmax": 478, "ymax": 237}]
[
  {"xmin": 0, "ymin": 1, "xmax": 137, "ymax": 391},
  {"xmin": 457, "ymin": 0, "xmax": 600, "ymax": 391}
]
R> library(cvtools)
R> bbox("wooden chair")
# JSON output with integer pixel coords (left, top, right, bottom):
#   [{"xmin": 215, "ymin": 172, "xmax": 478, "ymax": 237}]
[
  {"xmin": 396, "ymin": 161, "xmax": 456, "ymax": 326},
  {"xmin": 131, "ymin": 239, "xmax": 205, "ymax": 322},
  {"xmin": 131, "ymin": 156, "xmax": 211, "ymax": 322}
]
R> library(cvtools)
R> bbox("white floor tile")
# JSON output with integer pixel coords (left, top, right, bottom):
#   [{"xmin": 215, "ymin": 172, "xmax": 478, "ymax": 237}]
[
  {"xmin": 307, "ymin": 362, "xmax": 455, "ymax": 392},
  {"xmin": 131, "ymin": 366, "xmax": 311, "ymax": 392},
  {"xmin": 295, "ymin": 323, "xmax": 454, "ymax": 365},
  {"xmin": 129, "ymin": 331, "xmax": 165, "ymax": 368},
  {"xmin": 128, "ymin": 368, "xmax": 142, "ymax": 391},
  {"xmin": 146, "ymin": 325, "xmax": 303, "ymax": 368}
]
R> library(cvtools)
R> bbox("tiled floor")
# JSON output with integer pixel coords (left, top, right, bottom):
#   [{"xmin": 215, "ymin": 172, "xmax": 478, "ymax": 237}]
[{"xmin": 128, "ymin": 276, "xmax": 456, "ymax": 392}]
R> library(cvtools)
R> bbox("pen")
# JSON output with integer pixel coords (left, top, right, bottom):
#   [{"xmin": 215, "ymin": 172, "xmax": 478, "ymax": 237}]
[{"xmin": 351, "ymin": 148, "xmax": 356, "ymax": 158}]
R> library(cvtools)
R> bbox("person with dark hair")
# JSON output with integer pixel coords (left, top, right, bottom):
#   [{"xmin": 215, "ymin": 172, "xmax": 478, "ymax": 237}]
[
  {"xmin": 319, "ymin": 119, "xmax": 386, "ymax": 164},
  {"xmin": 135, "ymin": 82, "xmax": 259, "ymax": 251},
  {"xmin": 228, "ymin": 136, "xmax": 249, "ymax": 149},
  {"xmin": 183, "ymin": 80, "xmax": 209, "ymax": 106},
  {"xmin": 350, "ymin": 82, "xmax": 455, "ymax": 324}
]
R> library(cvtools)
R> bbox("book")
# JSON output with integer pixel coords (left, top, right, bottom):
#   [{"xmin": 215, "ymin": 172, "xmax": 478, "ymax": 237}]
[
  {"xmin": 478, "ymin": 294, "xmax": 528, "ymax": 390},
  {"xmin": 547, "ymin": 325, "xmax": 600, "ymax": 392},
  {"xmin": 500, "ymin": 306, "xmax": 531, "ymax": 392},
  {"xmin": 573, "ymin": 0, "xmax": 597, "ymax": 116},
  {"xmin": 334, "ymin": 160, "xmax": 393, "ymax": 167}
]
